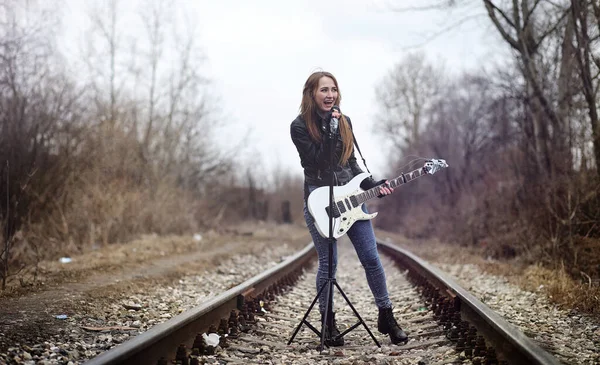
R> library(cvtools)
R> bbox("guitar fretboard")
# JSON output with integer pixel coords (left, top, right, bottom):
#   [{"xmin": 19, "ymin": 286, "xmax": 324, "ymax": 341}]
[{"xmin": 354, "ymin": 167, "xmax": 426, "ymax": 205}]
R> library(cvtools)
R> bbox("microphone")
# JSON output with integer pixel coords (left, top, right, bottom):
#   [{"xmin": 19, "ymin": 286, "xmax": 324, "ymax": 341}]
[{"xmin": 330, "ymin": 105, "xmax": 340, "ymax": 135}]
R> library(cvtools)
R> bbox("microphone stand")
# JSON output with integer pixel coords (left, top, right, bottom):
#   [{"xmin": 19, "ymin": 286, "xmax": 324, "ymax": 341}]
[{"xmin": 287, "ymin": 116, "xmax": 380, "ymax": 351}]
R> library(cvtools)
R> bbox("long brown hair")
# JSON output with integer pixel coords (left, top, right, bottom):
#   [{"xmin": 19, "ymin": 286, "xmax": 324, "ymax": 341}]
[{"xmin": 300, "ymin": 71, "xmax": 353, "ymax": 165}]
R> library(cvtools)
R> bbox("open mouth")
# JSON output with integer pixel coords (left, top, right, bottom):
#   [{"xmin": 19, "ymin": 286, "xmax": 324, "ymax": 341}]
[{"xmin": 324, "ymin": 100, "xmax": 334, "ymax": 108}]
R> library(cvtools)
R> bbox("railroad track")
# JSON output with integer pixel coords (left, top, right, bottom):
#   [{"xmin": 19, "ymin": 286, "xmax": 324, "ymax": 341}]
[{"xmin": 85, "ymin": 239, "xmax": 562, "ymax": 365}]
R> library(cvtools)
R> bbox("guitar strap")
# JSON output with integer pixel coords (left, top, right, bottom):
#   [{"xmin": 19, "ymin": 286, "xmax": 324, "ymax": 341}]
[{"xmin": 350, "ymin": 127, "xmax": 371, "ymax": 174}]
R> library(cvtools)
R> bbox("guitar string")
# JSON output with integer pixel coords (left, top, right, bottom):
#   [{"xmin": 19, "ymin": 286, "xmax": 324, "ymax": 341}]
[
  {"xmin": 392, "ymin": 155, "xmax": 430, "ymax": 175},
  {"xmin": 339, "ymin": 156, "xmax": 433, "ymax": 207},
  {"xmin": 356, "ymin": 156, "xmax": 430, "ymax": 203}
]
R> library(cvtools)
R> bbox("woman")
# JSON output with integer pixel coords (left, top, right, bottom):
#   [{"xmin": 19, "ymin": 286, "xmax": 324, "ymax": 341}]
[{"xmin": 290, "ymin": 71, "xmax": 408, "ymax": 346}]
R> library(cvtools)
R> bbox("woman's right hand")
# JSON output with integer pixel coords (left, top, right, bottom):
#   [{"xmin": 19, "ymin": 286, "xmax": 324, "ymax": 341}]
[{"xmin": 378, "ymin": 181, "xmax": 393, "ymax": 196}]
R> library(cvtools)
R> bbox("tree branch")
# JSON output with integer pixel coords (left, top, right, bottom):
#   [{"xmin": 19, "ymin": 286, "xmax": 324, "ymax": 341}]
[
  {"xmin": 483, "ymin": 0, "xmax": 520, "ymax": 50},
  {"xmin": 483, "ymin": 0, "xmax": 517, "ymax": 28},
  {"xmin": 533, "ymin": 9, "xmax": 571, "ymax": 50},
  {"xmin": 402, "ymin": 13, "xmax": 485, "ymax": 49},
  {"xmin": 591, "ymin": 0, "xmax": 600, "ymax": 35},
  {"xmin": 522, "ymin": 0, "xmax": 544, "ymax": 29},
  {"xmin": 387, "ymin": 0, "xmax": 475, "ymax": 12}
]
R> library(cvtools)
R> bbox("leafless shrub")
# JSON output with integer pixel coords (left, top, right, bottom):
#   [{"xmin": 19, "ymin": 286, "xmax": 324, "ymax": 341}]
[{"xmin": 267, "ymin": 164, "xmax": 305, "ymax": 224}]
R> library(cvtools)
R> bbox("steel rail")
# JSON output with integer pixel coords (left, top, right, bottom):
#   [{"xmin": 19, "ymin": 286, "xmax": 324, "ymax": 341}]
[
  {"xmin": 378, "ymin": 240, "xmax": 561, "ymax": 365},
  {"xmin": 85, "ymin": 243, "xmax": 315, "ymax": 365},
  {"xmin": 84, "ymin": 238, "xmax": 562, "ymax": 365}
]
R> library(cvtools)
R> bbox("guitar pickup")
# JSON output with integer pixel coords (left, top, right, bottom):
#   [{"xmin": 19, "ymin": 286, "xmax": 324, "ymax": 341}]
[{"xmin": 325, "ymin": 202, "xmax": 344, "ymax": 218}]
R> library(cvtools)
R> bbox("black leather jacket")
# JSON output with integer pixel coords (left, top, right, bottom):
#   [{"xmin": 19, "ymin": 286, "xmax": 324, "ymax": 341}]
[{"xmin": 290, "ymin": 113, "xmax": 380, "ymax": 191}]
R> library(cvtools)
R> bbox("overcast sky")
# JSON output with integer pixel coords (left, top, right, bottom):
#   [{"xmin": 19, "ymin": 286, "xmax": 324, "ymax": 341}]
[{"xmin": 62, "ymin": 0, "xmax": 505, "ymax": 181}]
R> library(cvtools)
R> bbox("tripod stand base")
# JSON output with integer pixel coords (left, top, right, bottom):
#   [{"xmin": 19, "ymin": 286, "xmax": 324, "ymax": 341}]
[{"xmin": 287, "ymin": 278, "xmax": 381, "ymax": 350}]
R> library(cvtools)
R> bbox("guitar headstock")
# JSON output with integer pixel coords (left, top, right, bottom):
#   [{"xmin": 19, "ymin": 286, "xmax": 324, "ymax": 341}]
[{"xmin": 423, "ymin": 159, "xmax": 448, "ymax": 175}]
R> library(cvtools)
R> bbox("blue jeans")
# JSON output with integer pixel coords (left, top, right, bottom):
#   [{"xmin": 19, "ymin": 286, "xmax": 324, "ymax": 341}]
[{"xmin": 304, "ymin": 184, "xmax": 393, "ymax": 313}]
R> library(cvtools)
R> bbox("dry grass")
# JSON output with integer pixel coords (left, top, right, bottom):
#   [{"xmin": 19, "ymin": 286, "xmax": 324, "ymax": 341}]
[
  {"xmin": 1, "ymin": 222, "xmax": 311, "ymax": 298},
  {"xmin": 0, "ymin": 233, "xmax": 206, "ymax": 297},
  {"xmin": 4, "ymin": 126, "xmax": 230, "ymax": 273},
  {"xmin": 8, "ymin": 178, "xmax": 202, "ymax": 261},
  {"xmin": 377, "ymin": 229, "xmax": 600, "ymax": 316},
  {"xmin": 520, "ymin": 264, "xmax": 600, "ymax": 314}
]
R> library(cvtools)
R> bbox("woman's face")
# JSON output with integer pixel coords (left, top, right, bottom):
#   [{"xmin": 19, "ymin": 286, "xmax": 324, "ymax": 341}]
[{"xmin": 314, "ymin": 76, "xmax": 338, "ymax": 112}]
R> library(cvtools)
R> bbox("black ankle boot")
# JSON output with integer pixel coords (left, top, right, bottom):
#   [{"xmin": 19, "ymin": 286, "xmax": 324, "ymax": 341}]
[
  {"xmin": 320, "ymin": 312, "xmax": 344, "ymax": 346},
  {"xmin": 378, "ymin": 307, "xmax": 408, "ymax": 344}
]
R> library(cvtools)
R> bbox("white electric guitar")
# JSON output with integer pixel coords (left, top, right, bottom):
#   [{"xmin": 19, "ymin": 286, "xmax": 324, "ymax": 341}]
[{"xmin": 307, "ymin": 159, "xmax": 448, "ymax": 238}]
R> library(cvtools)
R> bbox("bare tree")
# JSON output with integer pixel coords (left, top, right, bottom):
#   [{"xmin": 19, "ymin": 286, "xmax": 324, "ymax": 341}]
[
  {"xmin": 482, "ymin": 1, "xmax": 571, "ymax": 177},
  {"xmin": 389, "ymin": 0, "xmax": 597, "ymax": 176},
  {"xmin": 139, "ymin": 0, "xmax": 170, "ymax": 158},
  {"xmin": 80, "ymin": 0, "xmax": 233, "ymax": 190},
  {"xmin": 376, "ymin": 63, "xmax": 518, "ymax": 237},
  {"xmin": 375, "ymin": 52, "xmax": 446, "ymax": 151},
  {"xmin": 570, "ymin": 0, "xmax": 600, "ymax": 175},
  {"xmin": 157, "ymin": 7, "xmax": 233, "ymax": 190},
  {"xmin": 85, "ymin": 0, "xmax": 123, "ymax": 127}
]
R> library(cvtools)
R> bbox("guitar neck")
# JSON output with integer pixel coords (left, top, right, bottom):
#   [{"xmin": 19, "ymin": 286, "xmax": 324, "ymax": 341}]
[{"xmin": 356, "ymin": 167, "xmax": 427, "ymax": 204}]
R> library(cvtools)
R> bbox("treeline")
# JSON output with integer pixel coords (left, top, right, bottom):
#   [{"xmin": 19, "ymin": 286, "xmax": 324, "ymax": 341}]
[
  {"xmin": 375, "ymin": 1, "xmax": 600, "ymax": 283},
  {"xmin": 0, "ymin": 0, "xmax": 301, "ymax": 289}
]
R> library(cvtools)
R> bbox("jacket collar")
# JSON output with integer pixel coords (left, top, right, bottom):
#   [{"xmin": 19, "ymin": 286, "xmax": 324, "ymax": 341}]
[{"xmin": 315, "ymin": 110, "xmax": 331, "ymax": 132}]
